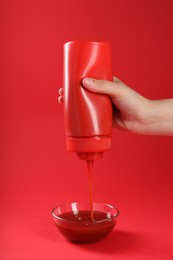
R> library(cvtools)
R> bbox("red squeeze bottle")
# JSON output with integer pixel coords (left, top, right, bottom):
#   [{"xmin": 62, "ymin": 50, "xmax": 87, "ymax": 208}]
[{"xmin": 63, "ymin": 41, "xmax": 113, "ymax": 160}]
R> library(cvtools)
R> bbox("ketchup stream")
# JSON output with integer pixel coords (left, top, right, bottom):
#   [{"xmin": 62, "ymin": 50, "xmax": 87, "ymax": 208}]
[{"xmin": 86, "ymin": 160, "xmax": 94, "ymax": 221}]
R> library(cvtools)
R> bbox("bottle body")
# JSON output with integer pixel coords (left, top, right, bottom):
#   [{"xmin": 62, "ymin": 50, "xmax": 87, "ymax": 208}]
[{"xmin": 63, "ymin": 41, "xmax": 113, "ymax": 160}]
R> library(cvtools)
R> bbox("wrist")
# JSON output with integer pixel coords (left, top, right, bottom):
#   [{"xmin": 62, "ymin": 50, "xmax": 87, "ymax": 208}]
[{"xmin": 140, "ymin": 99, "xmax": 173, "ymax": 135}]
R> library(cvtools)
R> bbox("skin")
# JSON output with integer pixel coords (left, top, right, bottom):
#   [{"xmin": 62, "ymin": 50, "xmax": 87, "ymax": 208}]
[{"xmin": 58, "ymin": 77, "xmax": 173, "ymax": 136}]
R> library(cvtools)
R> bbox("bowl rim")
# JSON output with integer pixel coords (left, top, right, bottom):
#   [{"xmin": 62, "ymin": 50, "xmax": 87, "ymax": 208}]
[{"xmin": 51, "ymin": 202, "xmax": 119, "ymax": 224}]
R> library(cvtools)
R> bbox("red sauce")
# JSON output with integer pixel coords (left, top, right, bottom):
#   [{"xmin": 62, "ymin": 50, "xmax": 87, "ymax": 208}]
[
  {"xmin": 86, "ymin": 160, "xmax": 94, "ymax": 221},
  {"xmin": 56, "ymin": 210, "xmax": 116, "ymax": 243}
]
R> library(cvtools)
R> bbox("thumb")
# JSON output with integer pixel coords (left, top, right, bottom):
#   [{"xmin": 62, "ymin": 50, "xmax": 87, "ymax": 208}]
[{"xmin": 82, "ymin": 77, "xmax": 121, "ymax": 98}]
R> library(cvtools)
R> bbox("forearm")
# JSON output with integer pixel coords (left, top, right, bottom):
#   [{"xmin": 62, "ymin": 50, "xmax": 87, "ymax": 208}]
[{"xmin": 142, "ymin": 99, "xmax": 173, "ymax": 135}]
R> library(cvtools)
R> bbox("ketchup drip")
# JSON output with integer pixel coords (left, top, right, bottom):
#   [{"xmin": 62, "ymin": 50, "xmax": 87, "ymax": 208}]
[{"xmin": 86, "ymin": 160, "xmax": 94, "ymax": 221}]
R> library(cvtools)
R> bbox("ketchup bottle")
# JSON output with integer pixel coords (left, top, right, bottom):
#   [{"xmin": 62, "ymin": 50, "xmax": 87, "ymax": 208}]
[{"xmin": 63, "ymin": 41, "xmax": 113, "ymax": 160}]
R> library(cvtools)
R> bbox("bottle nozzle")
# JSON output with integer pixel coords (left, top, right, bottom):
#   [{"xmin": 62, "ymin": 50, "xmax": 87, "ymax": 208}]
[{"xmin": 77, "ymin": 152, "xmax": 103, "ymax": 160}]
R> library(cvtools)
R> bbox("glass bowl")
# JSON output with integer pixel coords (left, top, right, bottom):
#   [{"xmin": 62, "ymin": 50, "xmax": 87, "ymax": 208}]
[{"xmin": 51, "ymin": 202, "xmax": 119, "ymax": 243}]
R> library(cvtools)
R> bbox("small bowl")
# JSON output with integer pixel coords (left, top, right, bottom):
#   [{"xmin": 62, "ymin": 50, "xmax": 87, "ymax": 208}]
[{"xmin": 52, "ymin": 202, "xmax": 119, "ymax": 243}]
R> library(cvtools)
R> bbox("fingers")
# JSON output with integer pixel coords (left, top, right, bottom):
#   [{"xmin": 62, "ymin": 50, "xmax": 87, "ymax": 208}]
[
  {"xmin": 82, "ymin": 77, "xmax": 122, "ymax": 98},
  {"xmin": 58, "ymin": 88, "xmax": 63, "ymax": 104},
  {"xmin": 59, "ymin": 88, "xmax": 63, "ymax": 95},
  {"xmin": 58, "ymin": 95, "xmax": 63, "ymax": 104},
  {"xmin": 58, "ymin": 76, "xmax": 124, "ymax": 105}
]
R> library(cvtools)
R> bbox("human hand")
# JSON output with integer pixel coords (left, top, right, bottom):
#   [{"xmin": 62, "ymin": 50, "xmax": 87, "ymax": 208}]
[
  {"xmin": 58, "ymin": 77, "xmax": 173, "ymax": 135},
  {"xmin": 82, "ymin": 77, "xmax": 151, "ymax": 134}
]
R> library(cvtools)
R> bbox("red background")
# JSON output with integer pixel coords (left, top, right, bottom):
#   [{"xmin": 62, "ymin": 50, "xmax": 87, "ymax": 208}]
[{"xmin": 1, "ymin": 0, "xmax": 173, "ymax": 259}]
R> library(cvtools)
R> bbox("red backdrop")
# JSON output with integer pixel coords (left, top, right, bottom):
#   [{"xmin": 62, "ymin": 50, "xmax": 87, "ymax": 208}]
[{"xmin": 1, "ymin": 0, "xmax": 173, "ymax": 259}]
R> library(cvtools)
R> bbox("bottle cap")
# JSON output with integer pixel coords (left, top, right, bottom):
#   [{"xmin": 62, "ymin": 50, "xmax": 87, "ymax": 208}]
[{"xmin": 66, "ymin": 136, "xmax": 111, "ymax": 160}]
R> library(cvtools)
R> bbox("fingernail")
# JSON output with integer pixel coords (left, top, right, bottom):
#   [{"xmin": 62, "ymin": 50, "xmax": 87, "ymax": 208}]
[{"xmin": 83, "ymin": 78, "xmax": 95, "ymax": 86}]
